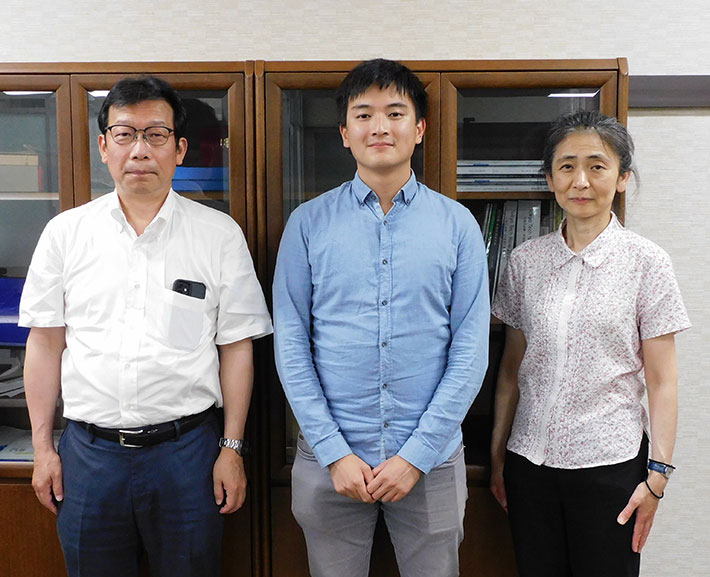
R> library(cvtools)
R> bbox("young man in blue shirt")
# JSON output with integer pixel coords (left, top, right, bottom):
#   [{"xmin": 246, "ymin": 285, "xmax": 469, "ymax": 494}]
[{"xmin": 273, "ymin": 59, "xmax": 489, "ymax": 577}]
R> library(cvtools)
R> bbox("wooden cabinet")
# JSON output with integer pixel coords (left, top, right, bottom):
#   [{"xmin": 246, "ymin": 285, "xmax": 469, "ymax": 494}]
[
  {"xmin": 0, "ymin": 58, "xmax": 628, "ymax": 577},
  {"xmin": 256, "ymin": 58, "xmax": 628, "ymax": 577},
  {"xmin": 0, "ymin": 63, "xmax": 256, "ymax": 577}
]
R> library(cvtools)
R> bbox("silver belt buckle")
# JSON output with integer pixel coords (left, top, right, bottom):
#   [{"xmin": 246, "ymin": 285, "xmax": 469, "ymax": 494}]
[{"xmin": 118, "ymin": 429, "xmax": 144, "ymax": 448}]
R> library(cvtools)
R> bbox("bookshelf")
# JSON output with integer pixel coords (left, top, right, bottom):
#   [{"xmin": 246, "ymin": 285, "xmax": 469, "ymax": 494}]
[
  {"xmin": 0, "ymin": 64, "xmax": 255, "ymax": 577},
  {"xmin": 0, "ymin": 59, "xmax": 627, "ymax": 577},
  {"xmin": 258, "ymin": 58, "xmax": 628, "ymax": 577},
  {"xmin": 0, "ymin": 75, "xmax": 71, "ymax": 577}
]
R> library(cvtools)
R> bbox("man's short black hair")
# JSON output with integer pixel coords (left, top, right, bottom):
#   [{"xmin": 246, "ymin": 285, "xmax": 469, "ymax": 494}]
[
  {"xmin": 336, "ymin": 59, "xmax": 427, "ymax": 127},
  {"xmin": 97, "ymin": 75, "xmax": 188, "ymax": 144}
]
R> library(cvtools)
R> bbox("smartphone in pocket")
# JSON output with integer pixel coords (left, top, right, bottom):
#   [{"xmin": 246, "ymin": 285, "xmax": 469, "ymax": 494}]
[{"xmin": 172, "ymin": 278, "xmax": 206, "ymax": 299}]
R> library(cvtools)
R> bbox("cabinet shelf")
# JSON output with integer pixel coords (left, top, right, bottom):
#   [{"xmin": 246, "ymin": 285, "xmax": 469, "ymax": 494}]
[
  {"xmin": 0, "ymin": 192, "xmax": 59, "ymax": 200},
  {"xmin": 0, "ymin": 398, "xmax": 29, "ymax": 408},
  {"xmin": 457, "ymin": 190, "xmax": 554, "ymax": 200},
  {"xmin": 0, "ymin": 460, "xmax": 33, "ymax": 478}
]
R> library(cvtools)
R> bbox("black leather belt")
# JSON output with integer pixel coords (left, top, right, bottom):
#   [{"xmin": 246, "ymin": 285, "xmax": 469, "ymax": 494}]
[{"xmin": 76, "ymin": 407, "xmax": 213, "ymax": 448}]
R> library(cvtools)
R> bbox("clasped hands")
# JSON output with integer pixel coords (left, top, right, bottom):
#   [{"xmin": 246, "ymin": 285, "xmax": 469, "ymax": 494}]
[{"xmin": 328, "ymin": 453, "xmax": 421, "ymax": 503}]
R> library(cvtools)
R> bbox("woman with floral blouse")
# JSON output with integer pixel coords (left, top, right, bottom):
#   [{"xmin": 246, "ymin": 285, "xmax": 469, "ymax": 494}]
[{"xmin": 490, "ymin": 110, "xmax": 690, "ymax": 577}]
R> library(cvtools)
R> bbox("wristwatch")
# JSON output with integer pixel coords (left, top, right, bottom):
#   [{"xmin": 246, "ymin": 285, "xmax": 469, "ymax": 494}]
[
  {"xmin": 219, "ymin": 437, "xmax": 248, "ymax": 456},
  {"xmin": 648, "ymin": 459, "xmax": 675, "ymax": 479}
]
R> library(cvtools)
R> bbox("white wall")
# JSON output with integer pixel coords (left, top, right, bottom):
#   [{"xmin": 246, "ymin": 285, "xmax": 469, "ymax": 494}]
[
  {"xmin": 2, "ymin": 0, "xmax": 710, "ymax": 75},
  {"xmin": 626, "ymin": 110, "xmax": 710, "ymax": 575},
  {"xmin": 2, "ymin": 1, "xmax": 708, "ymax": 574}
]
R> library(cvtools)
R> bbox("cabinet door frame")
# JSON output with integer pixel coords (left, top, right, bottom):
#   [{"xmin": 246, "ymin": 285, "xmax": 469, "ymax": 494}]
[
  {"xmin": 258, "ymin": 68, "xmax": 440, "ymax": 486},
  {"xmin": 0, "ymin": 74, "xmax": 74, "ymax": 212},
  {"xmin": 441, "ymin": 69, "xmax": 624, "ymax": 220},
  {"xmin": 70, "ymin": 72, "xmax": 249, "ymax": 230}
]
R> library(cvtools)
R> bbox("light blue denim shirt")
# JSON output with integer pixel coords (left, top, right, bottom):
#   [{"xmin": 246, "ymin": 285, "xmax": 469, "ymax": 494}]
[{"xmin": 273, "ymin": 172, "xmax": 489, "ymax": 474}]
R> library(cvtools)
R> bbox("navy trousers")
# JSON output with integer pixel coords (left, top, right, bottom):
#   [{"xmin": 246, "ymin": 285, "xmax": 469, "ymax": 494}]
[
  {"xmin": 56, "ymin": 413, "xmax": 224, "ymax": 577},
  {"xmin": 504, "ymin": 439, "xmax": 647, "ymax": 577}
]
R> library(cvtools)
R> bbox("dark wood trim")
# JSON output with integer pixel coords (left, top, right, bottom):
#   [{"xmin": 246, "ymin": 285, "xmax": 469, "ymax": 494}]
[
  {"xmin": 0, "ymin": 74, "xmax": 74, "ymax": 211},
  {"xmin": 3, "ymin": 60, "xmax": 618, "ymax": 76},
  {"xmin": 420, "ymin": 73, "xmax": 441, "ymax": 192},
  {"xmin": 0, "ymin": 462, "xmax": 33, "ymax": 479},
  {"xmin": 615, "ymin": 59, "xmax": 630, "ymax": 224},
  {"xmin": 252, "ymin": 59, "xmax": 273, "ymax": 577},
  {"xmin": 244, "ymin": 61, "xmax": 257, "ymax": 253},
  {"xmin": 440, "ymin": 70, "xmax": 618, "ymax": 89},
  {"xmin": 629, "ymin": 75, "xmax": 710, "ymax": 108},
  {"xmin": 263, "ymin": 59, "xmax": 622, "ymax": 73},
  {"xmin": 69, "ymin": 73, "xmax": 247, "ymax": 213},
  {"xmin": 440, "ymin": 70, "xmax": 619, "ymax": 199},
  {"xmin": 263, "ymin": 73, "xmax": 288, "ymax": 488},
  {"xmin": 0, "ymin": 62, "xmax": 247, "ymax": 74},
  {"xmin": 617, "ymin": 58, "xmax": 630, "ymax": 125},
  {"xmin": 56, "ymin": 80, "xmax": 75, "ymax": 212},
  {"xmin": 226, "ymin": 74, "xmax": 247, "ymax": 230},
  {"xmin": 254, "ymin": 61, "xmax": 268, "ymax": 281}
]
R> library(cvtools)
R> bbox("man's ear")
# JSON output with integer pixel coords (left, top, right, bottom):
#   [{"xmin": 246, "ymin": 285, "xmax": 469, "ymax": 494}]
[
  {"xmin": 339, "ymin": 124, "xmax": 350, "ymax": 149},
  {"xmin": 415, "ymin": 117, "xmax": 426, "ymax": 144},
  {"xmin": 98, "ymin": 133, "xmax": 108, "ymax": 164},
  {"xmin": 176, "ymin": 137, "xmax": 188, "ymax": 166}
]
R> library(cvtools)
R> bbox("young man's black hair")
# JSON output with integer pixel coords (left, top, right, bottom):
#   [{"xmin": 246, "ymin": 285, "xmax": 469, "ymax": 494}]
[
  {"xmin": 335, "ymin": 59, "xmax": 428, "ymax": 127},
  {"xmin": 97, "ymin": 75, "xmax": 188, "ymax": 143}
]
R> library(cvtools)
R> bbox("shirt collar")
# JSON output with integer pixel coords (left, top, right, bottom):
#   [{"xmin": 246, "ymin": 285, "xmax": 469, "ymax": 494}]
[
  {"xmin": 109, "ymin": 189, "xmax": 177, "ymax": 238},
  {"xmin": 351, "ymin": 171, "xmax": 419, "ymax": 205},
  {"xmin": 552, "ymin": 213, "xmax": 624, "ymax": 269}
]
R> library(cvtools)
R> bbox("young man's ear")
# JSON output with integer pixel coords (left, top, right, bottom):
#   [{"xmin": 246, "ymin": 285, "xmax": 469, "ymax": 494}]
[
  {"xmin": 340, "ymin": 124, "xmax": 350, "ymax": 150},
  {"xmin": 415, "ymin": 118, "xmax": 426, "ymax": 144}
]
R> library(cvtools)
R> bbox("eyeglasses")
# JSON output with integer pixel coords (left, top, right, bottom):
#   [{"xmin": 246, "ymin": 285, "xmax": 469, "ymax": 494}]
[{"xmin": 106, "ymin": 124, "xmax": 175, "ymax": 147}]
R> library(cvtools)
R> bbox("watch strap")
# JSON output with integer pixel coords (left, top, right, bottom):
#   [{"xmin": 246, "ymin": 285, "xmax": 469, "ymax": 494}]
[
  {"xmin": 648, "ymin": 459, "xmax": 675, "ymax": 479},
  {"xmin": 219, "ymin": 437, "xmax": 248, "ymax": 456}
]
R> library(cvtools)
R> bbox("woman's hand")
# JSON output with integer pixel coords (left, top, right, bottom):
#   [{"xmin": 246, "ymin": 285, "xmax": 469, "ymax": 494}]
[
  {"xmin": 489, "ymin": 462, "xmax": 507, "ymax": 512},
  {"xmin": 617, "ymin": 473, "xmax": 667, "ymax": 553}
]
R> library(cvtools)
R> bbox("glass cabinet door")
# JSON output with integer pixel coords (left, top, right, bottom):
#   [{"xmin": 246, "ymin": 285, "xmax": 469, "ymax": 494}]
[
  {"xmin": 441, "ymin": 70, "xmax": 620, "ymax": 482},
  {"xmin": 263, "ymin": 71, "xmax": 440, "ymax": 480},
  {"xmin": 442, "ymin": 71, "xmax": 619, "ymax": 198},
  {"xmin": 0, "ymin": 76, "xmax": 71, "ymax": 438},
  {"xmin": 70, "ymin": 74, "xmax": 248, "ymax": 229}
]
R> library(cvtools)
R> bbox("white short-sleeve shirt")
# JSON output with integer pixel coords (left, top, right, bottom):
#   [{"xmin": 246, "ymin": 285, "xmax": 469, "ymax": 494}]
[
  {"xmin": 492, "ymin": 214, "xmax": 690, "ymax": 468},
  {"xmin": 19, "ymin": 190, "xmax": 273, "ymax": 428}
]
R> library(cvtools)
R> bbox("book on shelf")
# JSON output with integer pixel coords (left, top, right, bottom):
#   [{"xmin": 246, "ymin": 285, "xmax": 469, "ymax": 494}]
[
  {"xmin": 0, "ymin": 153, "xmax": 40, "ymax": 193},
  {"xmin": 474, "ymin": 199, "xmax": 562, "ymax": 300},
  {"xmin": 458, "ymin": 181, "xmax": 547, "ymax": 193},
  {"xmin": 0, "ymin": 427, "xmax": 61, "ymax": 461},
  {"xmin": 457, "ymin": 176, "xmax": 544, "ymax": 185},
  {"xmin": 0, "ymin": 425, "xmax": 25, "ymax": 452},
  {"xmin": 457, "ymin": 159, "xmax": 547, "ymax": 193},
  {"xmin": 515, "ymin": 200, "xmax": 542, "ymax": 246},
  {"xmin": 0, "ymin": 376, "xmax": 24, "ymax": 398},
  {"xmin": 486, "ymin": 206, "xmax": 504, "ymax": 297},
  {"xmin": 458, "ymin": 160, "xmax": 542, "ymax": 166},
  {"xmin": 495, "ymin": 201, "xmax": 519, "ymax": 296},
  {"xmin": 457, "ymin": 159, "xmax": 543, "ymax": 176}
]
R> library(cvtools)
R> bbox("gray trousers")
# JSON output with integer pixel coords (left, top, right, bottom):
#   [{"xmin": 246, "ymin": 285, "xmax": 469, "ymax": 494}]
[{"xmin": 292, "ymin": 437, "xmax": 467, "ymax": 577}]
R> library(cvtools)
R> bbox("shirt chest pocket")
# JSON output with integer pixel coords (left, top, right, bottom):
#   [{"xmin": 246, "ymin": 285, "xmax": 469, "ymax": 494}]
[{"xmin": 160, "ymin": 288, "xmax": 207, "ymax": 351}]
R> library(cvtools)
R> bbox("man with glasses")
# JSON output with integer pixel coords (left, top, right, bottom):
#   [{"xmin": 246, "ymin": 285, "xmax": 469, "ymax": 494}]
[{"xmin": 19, "ymin": 76, "xmax": 272, "ymax": 577}]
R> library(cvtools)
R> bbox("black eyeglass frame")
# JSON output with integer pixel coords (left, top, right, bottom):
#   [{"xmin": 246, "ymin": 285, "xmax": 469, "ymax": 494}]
[{"xmin": 105, "ymin": 124, "xmax": 176, "ymax": 147}]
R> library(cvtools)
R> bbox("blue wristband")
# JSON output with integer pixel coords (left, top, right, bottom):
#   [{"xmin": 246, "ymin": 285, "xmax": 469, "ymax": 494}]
[{"xmin": 648, "ymin": 459, "xmax": 675, "ymax": 479}]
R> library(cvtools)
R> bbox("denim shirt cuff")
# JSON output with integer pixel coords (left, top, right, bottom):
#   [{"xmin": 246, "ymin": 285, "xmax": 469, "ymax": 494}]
[
  {"xmin": 397, "ymin": 436, "xmax": 439, "ymax": 475},
  {"xmin": 312, "ymin": 433, "xmax": 352, "ymax": 469}
]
